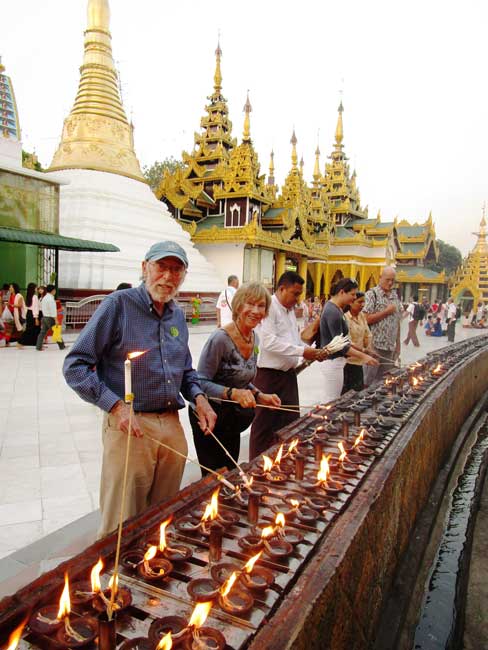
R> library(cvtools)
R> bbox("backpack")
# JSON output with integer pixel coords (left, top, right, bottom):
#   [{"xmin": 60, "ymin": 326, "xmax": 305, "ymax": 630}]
[{"xmin": 413, "ymin": 303, "xmax": 424, "ymax": 321}]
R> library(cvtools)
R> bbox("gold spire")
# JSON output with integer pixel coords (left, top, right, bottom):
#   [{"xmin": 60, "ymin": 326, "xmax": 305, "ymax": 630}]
[
  {"xmin": 49, "ymin": 0, "xmax": 144, "ymax": 182},
  {"xmin": 243, "ymin": 91, "xmax": 252, "ymax": 141},
  {"xmin": 299, "ymin": 155, "xmax": 304, "ymax": 175},
  {"xmin": 335, "ymin": 101, "xmax": 344, "ymax": 145},
  {"xmin": 268, "ymin": 150, "xmax": 275, "ymax": 186},
  {"xmin": 214, "ymin": 40, "xmax": 223, "ymax": 94},
  {"xmin": 313, "ymin": 145, "xmax": 321, "ymax": 181},
  {"xmin": 0, "ymin": 56, "xmax": 5, "ymax": 74},
  {"xmin": 290, "ymin": 129, "xmax": 298, "ymax": 170}
]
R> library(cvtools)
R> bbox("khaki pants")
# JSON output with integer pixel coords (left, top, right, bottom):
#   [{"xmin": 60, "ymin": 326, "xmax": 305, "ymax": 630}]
[{"xmin": 98, "ymin": 411, "xmax": 187, "ymax": 538}]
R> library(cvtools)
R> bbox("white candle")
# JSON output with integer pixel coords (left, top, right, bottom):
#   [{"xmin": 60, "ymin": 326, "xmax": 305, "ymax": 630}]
[{"xmin": 124, "ymin": 358, "xmax": 131, "ymax": 401}]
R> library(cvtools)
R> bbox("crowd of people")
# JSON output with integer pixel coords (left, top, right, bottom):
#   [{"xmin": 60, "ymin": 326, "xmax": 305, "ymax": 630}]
[
  {"xmin": 0, "ymin": 282, "xmax": 65, "ymax": 349},
  {"xmin": 2, "ymin": 244, "xmax": 472, "ymax": 539}
]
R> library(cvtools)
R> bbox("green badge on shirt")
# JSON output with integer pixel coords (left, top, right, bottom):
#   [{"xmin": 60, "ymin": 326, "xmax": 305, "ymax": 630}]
[
  {"xmin": 254, "ymin": 345, "xmax": 259, "ymax": 355},
  {"xmin": 170, "ymin": 326, "xmax": 179, "ymax": 337}
]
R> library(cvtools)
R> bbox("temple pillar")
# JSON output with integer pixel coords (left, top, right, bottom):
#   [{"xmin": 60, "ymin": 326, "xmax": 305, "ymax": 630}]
[
  {"xmin": 298, "ymin": 256, "xmax": 308, "ymax": 300},
  {"xmin": 359, "ymin": 266, "xmax": 367, "ymax": 291},
  {"xmin": 275, "ymin": 251, "xmax": 286, "ymax": 286},
  {"xmin": 312, "ymin": 263, "xmax": 322, "ymax": 297},
  {"xmin": 323, "ymin": 264, "xmax": 332, "ymax": 298}
]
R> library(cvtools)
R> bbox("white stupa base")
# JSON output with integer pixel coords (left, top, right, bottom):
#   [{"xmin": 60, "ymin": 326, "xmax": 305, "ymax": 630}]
[{"xmin": 47, "ymin": 169, "xmax": 224, "ymax": 292}]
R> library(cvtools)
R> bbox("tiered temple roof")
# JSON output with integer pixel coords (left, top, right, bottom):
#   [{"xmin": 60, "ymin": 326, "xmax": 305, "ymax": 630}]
[{"xmin": 451, "ymin": 215, "xmax": 488, "ymax": 307}]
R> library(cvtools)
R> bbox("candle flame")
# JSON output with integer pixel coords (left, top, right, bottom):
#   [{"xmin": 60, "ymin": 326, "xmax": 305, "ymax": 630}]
[
  {"xmin": 274, "ymin": 444, "xmax": 284, "ymax": 466},
  {"xmin": 5, "ymin": 618, "xmax": 27, "ymax": 650},
  {"xmin": 261, "ymin": 526, "xmax": 275, "ymax": 539},
  {"xmin": 221, "ymin": 571, "xmax": 238, "ymax": 598},
  {"xmin": 243, "ymin": 551, "xmax": 263, "ymax": 573},
  {"xmin": 156, "ymin": 632, "xmax": 173, "ymax": 650},
  {"xmin": 90, "ymin": 558, "xmax": 103, "ymax": 593},
  {"xmin": 262, "ymin": 455, "xmax": 273, "ymax": 472},
  {"xmin": 57, "ymin": 573, "xmax": 71, "ymax": 620},
  {"xmin": 201, "ymin": 488, "xmax": 220, "ymax": 522},
  {"xmin": 338, "ymin": 441, "xmax": 347, "ymax": 462},
  {"xmin": 189, "ymin": 601, "xmax": 212, "ymax": 629},
  {"xmin": 127, "ymin": 350, "xmax": 148, "ymax": 360},
  {"xmin": 317, "ymin": 454, "xmax": 331, "ymax": 483},
  {"xmin": 144, "ymin": 546, "xmax": 158, "ymax": 562},
  {"xmin": 288, "ymin": 438, "xmax": 299, "ymax": 454},
  {"xmin": 412, "ymin": 377, "xmax": 419, "ymax": 387},
  {"xmin": 433, "ymin": 363, "xmax": 442, "ymax": 373},
  {"xmin": 275, "ymin": 512, "xmax": 285, "ymax": 527},
  {"xmin": 353, "ymin": 430, "xmax": 365, "ymax": 449},
  {"xmin": 159, "ymin": 516, "xmax": 172, "ymax": 552},
  {"xmin": 290, "ymin": 498, "xmax": 300, "ymax": 508},
  {"xmin": 108, "ymin": 574, "xmax": 118, "ymax": 597}
]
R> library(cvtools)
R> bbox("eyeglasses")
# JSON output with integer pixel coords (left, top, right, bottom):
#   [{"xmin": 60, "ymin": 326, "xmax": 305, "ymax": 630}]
[{"xmin": 149, "ymin": 261, "xmax": 186, "ymax": 276}]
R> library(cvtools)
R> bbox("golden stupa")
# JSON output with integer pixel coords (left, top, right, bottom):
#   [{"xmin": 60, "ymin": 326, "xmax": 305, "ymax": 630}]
[
  {"xmin": 49, "ymin": 0, "xmax": 144, "ymax": 182},
  {"xmin": 450, "ymin": 214, "xmax": 488, "ymax": 309}
]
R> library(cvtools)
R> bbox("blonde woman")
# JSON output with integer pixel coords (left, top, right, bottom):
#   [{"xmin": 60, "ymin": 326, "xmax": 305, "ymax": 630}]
[{"xmin": 190, "ymin": 282, "xmax": 281, "ymax": 474}]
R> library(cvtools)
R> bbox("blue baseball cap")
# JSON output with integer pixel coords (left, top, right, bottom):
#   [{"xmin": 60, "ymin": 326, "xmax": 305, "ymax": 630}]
[{"xmin": 145, "ymin": 241, "xmax": 189, "ymax": 268}]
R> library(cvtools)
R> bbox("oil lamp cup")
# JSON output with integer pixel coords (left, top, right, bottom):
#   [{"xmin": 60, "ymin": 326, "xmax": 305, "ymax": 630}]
[
  {"xmin": 263, "ymin": 537, "xmax": 294, "ymax": 560},
  {"xmin": 28, "ymin": 606, "xmax": 64, "ymax": 635},
  {"xmin": 183, "ymin": 627, "xmax": 226, "ymax": 650},
  {"xmin": 163, "ymin": 544, "xmax": 193, "ymax": 563},
  {"xmin": 92, "ymin": 586, "xmax": 132, "ymax": 613},
  {"xmin": 282, "ymin": 529, "xmax": 304, "ymax": 546},
  {"xmin": 270, "ymin": 503, "xmax": 296, "ymax": 520},
  {"xmin": 149, "ymin": 617, "xmax": 190, "ymax": 649},
  {"xmin": 70, "ymin": 580, "xmax": 94, "ymax": 606},
  {"xmin": 120, "ymin": 548, "xmax": 145, "ymax": 572},
  {"xmin": 218, "ymin": 587, "xmax": 254, "ymax": 617},
  {"xmin": 240, "ymin": 566, "xmax": 275, "ymax": 593},
  {"xmin": 187, "ymin": 578, "xmax": 220, "ymax": 602},
  {"xmin": 295, "ymin": 504, "xmax": 320, "ymax": 524},
  {"xmin": 175, "ymin": 515, "xmax": 202, "ymax": 535},
  {"xmin": 55, "ymin": 615, "xmax": 98, "ymax": 648},
  {"xmin": 138, "ymin": 557, "xmax": 173, "ymax": 583},
  {"xmin": 238, "ymin": 535, "xmax": 263, "ymax": 554},
  {"xmin": 210, "ymin": 563, "xmax": 241, "ymax": 586}
]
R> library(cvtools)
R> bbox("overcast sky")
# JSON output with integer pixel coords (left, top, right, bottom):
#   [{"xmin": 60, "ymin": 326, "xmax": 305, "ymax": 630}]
[{"xmin": 2, "ymin": 0, "xmax": 487, "ymax": 255}]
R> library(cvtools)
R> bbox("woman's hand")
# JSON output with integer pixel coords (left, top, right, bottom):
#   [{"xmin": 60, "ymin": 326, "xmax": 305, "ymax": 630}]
[
  {"xmin": 231, "ymin": 388, "xmax": 256, "ymax": 409},
  {"xmin": 257, "ymin": 393, "xmax": 281, "ymax": 407}
]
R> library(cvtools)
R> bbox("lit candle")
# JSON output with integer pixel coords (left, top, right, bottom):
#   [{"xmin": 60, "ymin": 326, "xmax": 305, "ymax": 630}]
[{"xmin": 124, "ymin": 358, "xmax": 131, "ymax": 403}]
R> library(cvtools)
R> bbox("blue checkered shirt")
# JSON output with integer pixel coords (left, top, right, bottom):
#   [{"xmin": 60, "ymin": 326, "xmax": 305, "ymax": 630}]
[{"xmin": 63, "ymin": 284, "xmax": 204, "ymax": 412}]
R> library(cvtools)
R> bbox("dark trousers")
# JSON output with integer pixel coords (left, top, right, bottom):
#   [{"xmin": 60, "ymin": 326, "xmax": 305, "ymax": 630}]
[
  {"xmin": 36, "ymin": 317, "xmax": 65, "ymax": 350},
  {"xmin": 447, "ymin": 320, "xmax": 456, "ymax": 342},
  {"xmin": 249, "ymin": 367, "xmax": 299, "ymax": 460},
  {"xmin": 19, "ymin": 310, "xmax": 40, "ymax": 346},
  {"xmin": 404, "ymin": 320, "xmax": 420, "ymax": 346},
  {"xmin": 189, "ymin": 402, "xmax": 254, "ymax": 476},
  {"xmin": 342, "ymin": 364, "xmax": 364, "ymax": 394}
]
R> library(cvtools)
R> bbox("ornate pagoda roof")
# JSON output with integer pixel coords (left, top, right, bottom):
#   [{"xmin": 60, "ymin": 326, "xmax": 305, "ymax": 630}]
[{"xmin": 0, "ymin": 58, "xmax": 20, "ymax": 141}]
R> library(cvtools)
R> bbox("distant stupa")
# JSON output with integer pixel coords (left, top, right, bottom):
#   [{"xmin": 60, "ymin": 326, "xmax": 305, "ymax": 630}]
[
  {"xmin": 47, "ymin": 0, "xmax": 223, "ymax": 292},
  {"xmin": 450, "ymin": 213, "xmax": 488, "ymax": 310}
]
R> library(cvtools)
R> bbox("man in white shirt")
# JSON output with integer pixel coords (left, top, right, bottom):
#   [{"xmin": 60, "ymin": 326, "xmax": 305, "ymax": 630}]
[
  {"xmin": 216, "ymin": 275, "xmax": 239, "ymax": 327},
  {"xmin": 446, "ymin": 297, "xmax": 457, "ymax": 342},
  {"xmin": 403, "ymin": 294, "xmax": 421, "ymax": 347},
  {"xmin": 249, "ymin": 271, "xmax": 328, "ymax": 459},
  {"xmin": 36, "ymin": 284, "xmax": 65, "ymax": 351}
]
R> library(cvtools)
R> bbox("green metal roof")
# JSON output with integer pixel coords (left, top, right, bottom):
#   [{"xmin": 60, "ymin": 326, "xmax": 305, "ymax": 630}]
[
  {"xmin": 195, "ymin": 215, "xmax": 225, "ymax": 231},
  {"xmin": 400, "ymin": 242, "xmax": 425, "ymax": 254},
  {"xmin": 396, "ymin": 265, "xmax": 443, "ymax": 280},
  {"xmin": 397, "ymin": 226, "xmax": 425, "ymax": 236},
  {"xmin": 334, "ymin": 226, "xmax": 354, "ymax": 239},
  {"xmin": 0, "ymin": 226, "xmax": 119, "ymax": 252}
]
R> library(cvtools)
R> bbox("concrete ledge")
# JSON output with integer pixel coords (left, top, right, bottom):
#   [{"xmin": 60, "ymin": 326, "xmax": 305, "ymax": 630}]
[{"xmin": 248, "ymin": 345, "xmax": 488, "ymax": 650}]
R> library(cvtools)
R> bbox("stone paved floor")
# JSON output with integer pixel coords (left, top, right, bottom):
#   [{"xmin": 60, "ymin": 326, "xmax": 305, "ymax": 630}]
[{"xmin": 0, "ymin": 319, "xmax": 484, "ymax": 594}]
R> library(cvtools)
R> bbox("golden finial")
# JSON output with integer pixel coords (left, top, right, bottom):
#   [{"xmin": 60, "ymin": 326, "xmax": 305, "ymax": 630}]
[
  {"xmin": 299, "ymin": 155, "xmax": 304, "ymax": 176},
  {"xmin": 290, "ymin": 129, "xmax": 298, "ymax": 169},
  {"xmin": 87, "ymin": 0, "xmax": 110, "ymax": 30},
  {"xmin": 313, "ymin": 144, "xmax": 321, "ymax": 181},
  {"xmin": 49, "ymin": 0, "xmax": 144, "ymax": 181},
  {"xmin": 481, "ymin": 203, "xmax": 486, "ymax": 229},
  {"xmin": 214, "ymin": 38, "xmax": 223, "ymax": 94},
  {"xmin": 0, "ymin": 56, "xmax": 5, "ymax": 74},
  {"xmin": 268, "ymin": 149, "xmax": 275, "ymax": 186},
  {"xmin": 335, "ymin": 101, "xmax": 344, "ymax": 145},
  {"xmin": 242, "ymin": 91, "xmax": 252, "ymax": 141}
]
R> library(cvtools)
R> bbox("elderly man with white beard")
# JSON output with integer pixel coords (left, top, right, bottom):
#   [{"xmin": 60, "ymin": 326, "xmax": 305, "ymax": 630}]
[{"xmin": 63, "ymin": 241, "xmax": 216, "ymax": 538}]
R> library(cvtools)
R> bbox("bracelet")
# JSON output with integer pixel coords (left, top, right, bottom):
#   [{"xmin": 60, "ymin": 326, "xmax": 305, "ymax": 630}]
[
  {"xmin": 254, "ymin": 390, "xmax": 262, "ymax": 402},
  {"xmin": 225, "ymin": 387, "xmax": 234, "ymax": 400}
]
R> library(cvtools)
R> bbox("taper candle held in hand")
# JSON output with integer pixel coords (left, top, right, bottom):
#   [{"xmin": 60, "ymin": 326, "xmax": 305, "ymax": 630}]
[{"xmin": 124, "ymin": 359, "xmax": 132, "ymax": 403}]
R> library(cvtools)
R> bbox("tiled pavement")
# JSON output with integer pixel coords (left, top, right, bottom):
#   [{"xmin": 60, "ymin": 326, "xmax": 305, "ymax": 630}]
[{"xmin": 0, "ymin": 320, "xmax": 484, "ymax": 596}]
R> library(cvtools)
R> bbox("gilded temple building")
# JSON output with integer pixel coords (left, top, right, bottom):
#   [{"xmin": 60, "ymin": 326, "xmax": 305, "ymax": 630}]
[
  {"xmin": 450, "ymin": 214, "xmax": 488, "ymax": 311},
  {"xmin": 157, "ymin": 48, "xmax": 447, "ymax": 301},
  {"xmin": 156, "ymin": 45, "xmax": 332, "ymax": 295}
]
